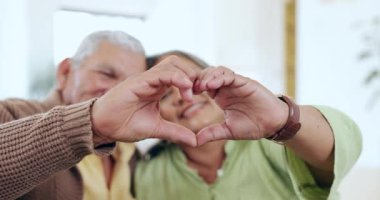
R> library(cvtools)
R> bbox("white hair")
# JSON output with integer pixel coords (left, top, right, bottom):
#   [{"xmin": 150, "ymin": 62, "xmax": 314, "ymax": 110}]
[{"xmin": 71, "ymin": 30, "xmax": 145, "ymax": 66}]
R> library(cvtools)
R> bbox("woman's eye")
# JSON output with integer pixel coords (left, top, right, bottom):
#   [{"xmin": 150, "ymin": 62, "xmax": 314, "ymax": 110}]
[
  {"xmin": 160, "ymin": 90, "xmax": 173, "ymax": 101},
  {"xmin": 99, "ymin": 70, "xmax": 115, "ymax": 78},
  {"xmin": 160, "ymin": 94, "xmax": 168, "ymax": 100}
]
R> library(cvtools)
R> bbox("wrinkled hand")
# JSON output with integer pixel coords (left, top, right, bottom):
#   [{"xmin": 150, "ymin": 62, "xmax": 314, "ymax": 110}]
[
  {"xmin": 193, "ymin": 66, "xmax": 289, "ymax": 146},
  {"xmin": 91, "ymin": 56, "xmax": 198, "ymax": 147}
]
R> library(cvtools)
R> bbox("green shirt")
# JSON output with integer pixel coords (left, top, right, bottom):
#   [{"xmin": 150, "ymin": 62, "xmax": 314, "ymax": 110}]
[{"xmin": 135, "ymin": 106, "xmax": 362, "ymax": 200}]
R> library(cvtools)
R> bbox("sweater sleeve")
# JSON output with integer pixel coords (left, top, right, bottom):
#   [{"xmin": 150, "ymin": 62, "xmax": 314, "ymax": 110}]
[
  {"xmin": 0, "ymin": 99, "xmax": 113, "ymax": 200},
  {"xmin": 0, "ymin": 98, "xmax": 53, "ymax": 123},
  {"xmin": 284, "ymin": 106, "xmax": 362, "ymax": 200}
]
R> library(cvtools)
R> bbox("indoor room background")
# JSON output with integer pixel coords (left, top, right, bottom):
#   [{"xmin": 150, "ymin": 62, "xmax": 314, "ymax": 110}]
[{"xmin": 0, "ymin": 0, "xmax": 379, "ymax": 199}]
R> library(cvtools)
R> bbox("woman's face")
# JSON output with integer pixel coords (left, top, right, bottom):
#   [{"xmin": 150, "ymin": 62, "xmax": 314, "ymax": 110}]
[
  {"xmin": 160, "ymin": 87, "xmax": 225, "ymax": 133},
  {"xmin": 158, "ymin": 55, "xmax": 224, "ymax": 133}
]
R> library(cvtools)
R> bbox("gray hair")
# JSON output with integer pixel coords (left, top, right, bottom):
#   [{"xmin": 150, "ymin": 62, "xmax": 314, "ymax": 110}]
[
  {"xmin": 71, "ymin": 30, "xmax": 145, "ymax": 66},
  {"xmin": 147, "ymin": 50, "xmax": 209, "ymax": 70}
]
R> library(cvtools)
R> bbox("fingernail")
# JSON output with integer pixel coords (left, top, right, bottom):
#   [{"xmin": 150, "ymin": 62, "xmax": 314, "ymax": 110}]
[
  {"xmin": 183, "ymin": 89, "xmax": 193, "ymax": 101},
  {"xmin": 185, "ymin": 78, "xmax": 193, "ymax": 87},
  {"xmin": 195, "ymin": 79, "xmax": 200, "ymax": 87}
]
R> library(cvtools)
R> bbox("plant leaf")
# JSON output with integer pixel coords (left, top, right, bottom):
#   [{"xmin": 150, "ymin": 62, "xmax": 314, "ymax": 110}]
[
  {"xmin": 358, "ymin": 50, "xmax": 372, "ymax": 60},
  {"xmin": 364, "ymin": 70, "xmax": 380, "ymax": 85}
]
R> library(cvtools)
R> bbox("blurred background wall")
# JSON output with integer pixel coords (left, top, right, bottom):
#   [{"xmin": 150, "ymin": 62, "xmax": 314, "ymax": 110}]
[
  {"xmin": 0, "ymin": 0, "xmax": 284, "ymax": 99},
  {"xmin": 297, "ymin": 0, "xmax": 380, "ymax": 198},
  {"xmin": 0, "ymin": 0, "xmax": 378, "ymax": 199}
]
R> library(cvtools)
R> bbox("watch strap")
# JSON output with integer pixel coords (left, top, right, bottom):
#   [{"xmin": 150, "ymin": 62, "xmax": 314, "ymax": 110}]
[{"xmin": 266, "ymin": 95, "xmax": 301, "ymax": 142}]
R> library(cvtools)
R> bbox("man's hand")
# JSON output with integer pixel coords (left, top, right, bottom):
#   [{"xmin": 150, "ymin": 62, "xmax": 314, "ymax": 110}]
[
  {"xmin": 193, "ymin": 66, "xmax": 289, "ymax": 146},
  {"xmin": 91, "ymin": 56, "xmax": 198, "ymax": 147}
]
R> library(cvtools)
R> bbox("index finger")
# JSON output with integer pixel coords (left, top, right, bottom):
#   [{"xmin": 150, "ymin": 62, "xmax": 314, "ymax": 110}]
[{"xmin": 158, "ymin": 55, "xmax": 200, "ymax": 83}]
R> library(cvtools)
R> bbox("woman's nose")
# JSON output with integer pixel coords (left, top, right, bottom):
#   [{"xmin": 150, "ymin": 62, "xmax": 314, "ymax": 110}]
[
  {"xmin": 174, "ymin": 98, "xmax": 184, "ymax": 106},
  {"xmin": 171, "ymin": 90, "xmax": 184, "ymax": 106}
]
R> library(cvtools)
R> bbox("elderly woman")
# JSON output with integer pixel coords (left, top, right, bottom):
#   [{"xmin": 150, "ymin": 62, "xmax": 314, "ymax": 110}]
[{"xmin": 134, "ymin": 50, "xmax": 362, "ymax": 200}]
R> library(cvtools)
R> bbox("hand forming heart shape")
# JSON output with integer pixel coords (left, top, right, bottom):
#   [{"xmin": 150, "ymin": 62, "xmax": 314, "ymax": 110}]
[{"xmin": 91, "ymin": 56, "xmax": 289, "ymax": 147}]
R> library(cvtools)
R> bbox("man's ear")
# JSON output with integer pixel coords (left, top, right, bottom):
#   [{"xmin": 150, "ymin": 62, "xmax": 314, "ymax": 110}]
[{"xmin": 56, "ymin": 58, "xmax": 72, "ymax": 91}]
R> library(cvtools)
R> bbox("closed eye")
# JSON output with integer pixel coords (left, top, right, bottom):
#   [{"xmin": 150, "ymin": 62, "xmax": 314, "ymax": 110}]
[
  {"xmin": 160, "ymin": 89, "xmax": 174, "ymax": 101},
  {"xmin": 98, "ymin": 69, "xmax": 116, "ymax": 78}
]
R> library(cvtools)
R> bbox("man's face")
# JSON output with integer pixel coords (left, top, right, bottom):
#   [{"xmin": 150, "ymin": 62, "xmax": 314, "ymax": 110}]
[{"xmin": 58, "ymin": 41, "xmax": 146, "ymax": 104}]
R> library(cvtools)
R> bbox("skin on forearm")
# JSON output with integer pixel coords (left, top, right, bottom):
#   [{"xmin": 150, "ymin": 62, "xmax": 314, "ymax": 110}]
[{"xmin": 283, "ymin": 105, "xmax": 335, "ymax": 186}]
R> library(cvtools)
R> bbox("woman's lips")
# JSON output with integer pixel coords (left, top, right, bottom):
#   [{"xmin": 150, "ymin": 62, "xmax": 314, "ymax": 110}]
[{"xmin": 180, "ymin": 101, "xmax": 207, "ymax": 119}]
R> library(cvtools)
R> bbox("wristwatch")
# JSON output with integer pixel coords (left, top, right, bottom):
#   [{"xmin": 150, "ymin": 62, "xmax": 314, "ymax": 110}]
[{"xmin": 266, "ymin": 95, "xmax": 301, "ymax": 142}]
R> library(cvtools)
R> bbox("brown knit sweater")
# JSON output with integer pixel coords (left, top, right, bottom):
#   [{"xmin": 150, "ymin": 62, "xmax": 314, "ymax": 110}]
[{"xmin": 0, "ymin": 93, "xmax": 113, "ymax": 200}]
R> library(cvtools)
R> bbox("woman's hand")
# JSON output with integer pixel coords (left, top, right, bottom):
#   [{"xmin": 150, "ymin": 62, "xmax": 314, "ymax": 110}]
[{"xmin": 193, "ymin": 66, "xmax": 289, "ymax": 145}]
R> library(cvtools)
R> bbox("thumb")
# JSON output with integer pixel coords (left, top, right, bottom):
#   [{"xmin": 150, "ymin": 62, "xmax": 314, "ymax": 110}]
[
  {"xmin": 196, "ymin": 123, "xmax": 232, "ymax": 146},
  {"xmin": 154, "ymin": 119, "xmax": 197, "ymax": 147}
]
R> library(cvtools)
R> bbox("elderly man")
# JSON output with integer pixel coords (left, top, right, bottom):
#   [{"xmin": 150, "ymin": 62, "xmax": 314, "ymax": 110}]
[{"xmin": 0, "ymin": 31, "xmax": 198, "ymax": 199}]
